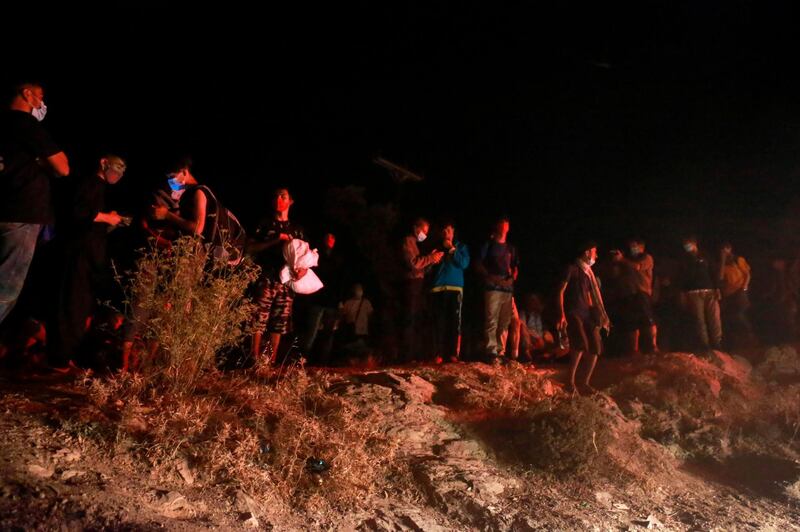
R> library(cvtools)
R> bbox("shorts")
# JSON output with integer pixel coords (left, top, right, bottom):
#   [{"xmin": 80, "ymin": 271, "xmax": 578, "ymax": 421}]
[{"xmin": 252, "ymin": 277, "xmax": 295, "ymax": 334}]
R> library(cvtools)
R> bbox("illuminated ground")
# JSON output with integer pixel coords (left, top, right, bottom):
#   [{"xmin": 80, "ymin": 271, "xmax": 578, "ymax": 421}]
[{"xmin": 1, "ymin": 347, "xmax": 799, "ymax": 530}]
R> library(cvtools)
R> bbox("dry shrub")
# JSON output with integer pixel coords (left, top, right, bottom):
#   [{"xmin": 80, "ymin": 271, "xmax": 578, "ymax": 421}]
[
  {"xmin": 610, "ymin": 352, "xmax": 800, "ymax": 460},
  {"xmin": 90, "ymin": 366, "xmax": 397, "ymax": 516},
  {"xmin": 438, "ymin": 363, "xmax": 556, "ymax": 413},
  {"xmin": 526, "ymin": 397, "xmax": 614, "ymax": 474},
  {"xmin": 120, "ymin": 236, "xmax": 259, "ymax": 394}
]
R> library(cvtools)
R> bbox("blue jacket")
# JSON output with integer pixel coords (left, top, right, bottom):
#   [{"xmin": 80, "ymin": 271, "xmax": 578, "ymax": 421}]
[{"xmin": 431, "ymin": 241, "xmax": 470, "ymax": 290}]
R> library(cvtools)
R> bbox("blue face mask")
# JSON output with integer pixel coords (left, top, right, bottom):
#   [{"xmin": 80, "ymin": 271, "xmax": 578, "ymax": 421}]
[{"xmin": 167, "ymin": 177, "xmax": 185, "ymax": 191}]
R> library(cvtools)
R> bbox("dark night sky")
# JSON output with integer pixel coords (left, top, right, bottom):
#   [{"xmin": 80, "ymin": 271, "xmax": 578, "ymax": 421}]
[{"xmin": 5, "ymin": 2, "xmax": 800, "ymax": 287}]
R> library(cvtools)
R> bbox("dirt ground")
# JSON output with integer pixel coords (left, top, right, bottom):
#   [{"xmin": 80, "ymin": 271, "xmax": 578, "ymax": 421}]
[{"xmin": 2, "ymin": 347, "xmax": 800, "ymax": 531}]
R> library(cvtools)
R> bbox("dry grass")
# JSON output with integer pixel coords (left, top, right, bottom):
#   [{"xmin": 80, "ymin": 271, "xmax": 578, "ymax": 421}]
[{"xmin": 84, "ymin": 365, "xmax": 399, "ymax": 517}]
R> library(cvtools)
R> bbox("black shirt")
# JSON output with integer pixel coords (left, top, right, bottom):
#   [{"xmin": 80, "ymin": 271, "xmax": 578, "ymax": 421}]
[
  {"xmin": 65, "ymin": 174, "xmax": 108, "ymax": 270},
  {"xmin": 678, "ymin": 253, "xmax": 716, "ymax": 291},
  {"xmin": 311, "ymin": 246, "xmax": 345, "ymax": 307},
  {"xmin": 0, "ymin": 110, "xmax": 62, "ymax": 223},
  {"xmin": 562, "ymin": 263, "xmax": 595, "ymax": 318},
  {"xmin": 251, "ymin": 218, "xmax": 304, "ymax": 279}
]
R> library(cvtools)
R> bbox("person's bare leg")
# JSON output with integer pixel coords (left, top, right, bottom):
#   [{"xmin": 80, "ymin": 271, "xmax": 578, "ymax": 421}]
[
  {"xmin": 121, "ymin": 341, "xmax": 134, "ymax": 373},
  {"xmin": 269, "ymin": 333, "xmax": 281, "ymax": 364},
  {"xmin": 583, "ymin": 353, "xmax": 599, "ymax": 392},
  {"xmin": 649, "ymin": 325, "xmax": 659, "ymax": 352},
  {"xmin": 568, "ymin": 350, "xmax": 583, "ymax": 395},
  {"xmin": 251, "ymin": 331, "xmax": 263, "ymax": 361}
]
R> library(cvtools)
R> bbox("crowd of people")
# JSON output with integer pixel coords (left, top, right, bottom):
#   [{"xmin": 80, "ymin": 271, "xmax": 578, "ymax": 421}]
[{"xmin": 0, "ymin": 80, "xmax": 792, "ymax": 394}]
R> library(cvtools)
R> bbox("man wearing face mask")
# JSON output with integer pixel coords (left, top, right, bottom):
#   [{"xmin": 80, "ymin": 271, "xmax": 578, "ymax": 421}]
[
  {"xmin": 0, "ymin": 81, "xmax": 70, "ymax": 325},
  {"xmin": 49, "ymin": 155, "xmax": 127, "ymax": 371},
  {"xmin": 400, "ymin": 218, "xmax": 444, "ymax": 362},
  {"xmin": 150, "ymin": 157, "xmax": 208, "ymax": 239},
  {"xmin": 677, "ymin": 236, "xmax": 722, "ymax": 352},
  {"xmin": 557, "ymin": 241, "xmax": 610, "ymax": 395}
]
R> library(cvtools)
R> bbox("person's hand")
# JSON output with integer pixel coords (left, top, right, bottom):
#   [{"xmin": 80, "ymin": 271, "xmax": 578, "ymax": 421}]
[
  {"xmin": 279, "ymin": 233, "xmax": 293, "ymax": 241},
  {"xmin": 105, "ymin": 211, "xmax": 123, "ymax": 226},
  {"xmin": 151, "ymin": 205, "xmax": 168, "ymax": 220},
  {"xmin": 558, "ymin": 315, "xmax": 567, "ymax": 331},
  {"xmin": 431, "ymin": 250, "xmax": 445, "ymax": 263},
  {"xmin": 442, "ymin": 239, "xmax": 454, "ymax": 250},
  {"xmin": 715, "ymin": 289, "xmax": 722, "ymax": 301},
  {"xmin": 294, "ymin": 268, "xmax": 308, "ymax": 280}
]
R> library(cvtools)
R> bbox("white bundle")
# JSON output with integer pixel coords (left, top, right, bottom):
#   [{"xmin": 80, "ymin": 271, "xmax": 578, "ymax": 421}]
[{"xmin": 279, "ymin": 239, "xmax": 324, "ymax": 294}]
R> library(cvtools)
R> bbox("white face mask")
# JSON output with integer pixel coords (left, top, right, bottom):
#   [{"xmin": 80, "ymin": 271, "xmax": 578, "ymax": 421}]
[
  {"xmin": 31, "ymin": 101, "xmax": 47, "ymax": 122},
  {"xmin": 416, "ymin": 232, "xmax": 427, "ymax": 243},
  {"xmin": 587, "ymin": 257, "xmax": 596, "ymax": 267},
  {"xmin": 630, "ymin": 246, "xmax": 642, "ymax": 256},
  {"xmin": 683, "ymin": 243, "xmax": 696, "ymax": 253}
]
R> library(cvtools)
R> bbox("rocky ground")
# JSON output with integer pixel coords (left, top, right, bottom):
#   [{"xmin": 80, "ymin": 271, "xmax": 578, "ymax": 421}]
[{"xmin": 2, "ymin": 346, "xmax": 800, "ymax": 530}]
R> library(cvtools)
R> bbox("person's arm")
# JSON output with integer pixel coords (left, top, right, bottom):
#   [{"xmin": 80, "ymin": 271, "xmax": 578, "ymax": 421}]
[
  {"xmin": 741, "ymin": 258, "xmax": 752, "ymax": 291},
  {"xmin": 453, "ymin": 243, "xmax": 470, "ymax": 269},
  {"xmin": 161, "ymin": 189, "xmax": 207, "ymax": 235},
  {"xmin": 29, "ymin": 121, "xmax": 69, "ymax": 177},
  {"xmin": 47, "ymin": 152, "xmax": 69, "ymax": 177},
  {"xmin": 403, "ymin": 236, "xmax": 442, "ymax": 271},
  {"xmin": 94, "ymin": 211, "xmax": 122, "ymax": 226},
  {"xmin": 247, "ymin": 234, "xmax": 288, "ymax": 254},
  {"xmin": 556, "ymin": 280, "xmax": 569, "ymax": 329},
  {"xmin": 511, "ymin": 246, "xmax": 520, "ymax": 281}
]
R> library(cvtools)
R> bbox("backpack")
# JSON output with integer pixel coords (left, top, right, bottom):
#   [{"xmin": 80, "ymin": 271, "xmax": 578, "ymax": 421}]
[{"xmin": 192, "ymin": 185, "xmax": 247, "ymax": 266}]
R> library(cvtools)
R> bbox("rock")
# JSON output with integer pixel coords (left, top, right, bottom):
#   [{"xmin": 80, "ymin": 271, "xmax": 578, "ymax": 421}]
[
  {"xmin": 357, "ymin": 508, "xmax": 449, "ymax": 531},
  {"xmin": 477, "ymin": 478, "xmax": 505, "ymax": 497},
  {"xmin": 786, "ymin": 479, "xmax": 800, "ymax": 501},
  {"xmin": 234, "ymin": 490, "xmax": 260, "ymax": 517},
  {"xmin": 124, "ymin": 417, "xmax": 148, "ymax": 434},
  {"xmin": 61, "ymin": 470, "xmax": 84, "ymax": 481},
  {"xmin": 442, "ymin": 439, "xmax": 487, "ymax": 461},
  {"xmin": 54, "ymin": 449, "xmax": 81, "ymax": 463},
  {"xmin": 243, "ymin": 515, "xmax": 260, "ymax": 528},
  {"xmin": 633, "ymin": 514, "xmax": 664, "ymax": 529},
  {"xmin": 28, "ymin": 463, "xmax": 54, "ymax": 479},
  {"xmin": 176, "ymin": 457, "xmax": 195, "ymax": 486},
  {"xmin": 155, "ymin": 490, "xmax": 196, "ymax": 519},
  {"xmin": 595, "ymin": 491, "xmax": 613, "ymax": 508},
  {"xmin": 758, "ymin": 346, "xmax": 800, "ymax": 379}
]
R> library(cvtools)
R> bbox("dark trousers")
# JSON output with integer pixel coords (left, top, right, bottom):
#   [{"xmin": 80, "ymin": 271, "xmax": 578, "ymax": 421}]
[
  {"xmin": 400, "ymin": 278, "xmax": 425, "ymax": 361},
  {"xmin": 49, "ymin": 249, "xmax": 98, "ymax": 366},
  {"xmin": 430, "ymin": 289, "xmax": 463, "ymax": 360}
]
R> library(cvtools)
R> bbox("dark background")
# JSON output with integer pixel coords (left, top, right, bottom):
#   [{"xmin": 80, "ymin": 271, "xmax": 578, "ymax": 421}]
[{"xmin": 5, "ymin": 2, "xmax": 800, "ymax": 291}]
